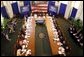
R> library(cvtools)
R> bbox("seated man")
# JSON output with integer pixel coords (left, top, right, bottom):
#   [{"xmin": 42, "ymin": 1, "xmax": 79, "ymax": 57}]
[
  {"xmin": 5, "ymin": 34, "xmax": 11, "ymax": 41},
  {"xmin": 17, "ymin": 45, "xmax": 27, "ymax": 56},
  {"xmin": 59, "ymin": 34, "xmax": 63, "ymax": 38},
  {"xmin": 19, "ymin": 28, "xmax": 26, "ymax": 38},
  {"xmin": 60, "ymin": 38, "xmax": 65, "ymax": 44},
  {"xmin": 74, "ymin": 33, "xmax": 83, "ymax": 40},
  {"xmin": 58, "ymin": 46, "xmax": 66, "ymax": 56},
  {"xmin": 8, "ymin": 19, "xmax": 17, "ymax": 33},
  {"xmin": 69, "ymin": 26, "xmax": 73, "ymax": 34},
  {"xmin": 61, "ymin": 42, "xmax": 67, "ymax": 49},
  {"xmin": 68, "ymin": 25, "xmax": 76, "ymax": 34},
  {"xmin": 78, "ymin": 33, "xmax": 83, "ymax": 38},
  {"xmin": 69, "ymin": 25, "xmax": 73, "ymax": 31},
  {"xmin": 2, "ymin": 28, "xmax": 11, "ymax": 41},
  {"xmin": 72, "ymin": 26, "xmax": 77, "ymax": 33},
  {"xmin": 65, "ymin": 46, "xmax": 71, "ymax": 54},
  {"xmin": 61, "ymin": 43, "xmax": 71, "ymax": 54},
  {"xmin": 74, "ymin": 34, "xmax": 79, "ymax": 39},
  {"xmin": 15, "ymin": 40, "xmax": 22, "ymax": 55},
  {"xmin": 72, "ymin": 25, "xmax": 77, "ymax": 34},
  {"xmin": 58, "ymin": 30, "xmax": 62, "ymax": 36}
]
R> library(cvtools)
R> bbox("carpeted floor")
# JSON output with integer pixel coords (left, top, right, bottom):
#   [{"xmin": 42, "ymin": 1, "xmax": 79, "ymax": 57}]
[{"xmin": 35, "ymin": 24, "xmax": 52, "ymax": 56}]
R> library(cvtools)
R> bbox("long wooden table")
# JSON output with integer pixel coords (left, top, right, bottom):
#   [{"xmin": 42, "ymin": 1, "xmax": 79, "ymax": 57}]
[
  {"xmin": 27, "ymin": 18, "xmax": 35, "ymax": 56},
  {"xmin": 15, "ymin": 18, "xmax": 35, "ymax": 56},
  {"xmin": 15, "ymin": 16, "xmax": 60, "ymax": 56},
  {"xmin": 25, "ymin": 16, "xmax": 59, "ymax": 56},
  {"xmin": 45, "ymin": 16, "xmax": 60, "ymax": 55}
]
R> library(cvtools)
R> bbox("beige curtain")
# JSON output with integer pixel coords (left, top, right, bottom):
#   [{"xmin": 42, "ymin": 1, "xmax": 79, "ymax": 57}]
[{"xmin": 2, "ymin": 1, "xmax": 13, "ymax": 18}]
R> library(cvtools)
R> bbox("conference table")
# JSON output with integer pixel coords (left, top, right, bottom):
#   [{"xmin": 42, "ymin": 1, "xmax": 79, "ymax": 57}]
[
  {"xmin": 26, "ymin": 16, "xmax": 60, "ymax": 56},
  {"xmin": 15, "ymin": 16, "xmax": 60, "ymax": 56},
  {"xmin": 45, "ymin": 16, "xmax": 60, "ymax": 55},
  {"xmin": 26, "ymin": 17, "xmax": 35, "ymax": 56},
  {"xmin": 16, "ymin": 17, "xmax": 35, "ymax": 56}
]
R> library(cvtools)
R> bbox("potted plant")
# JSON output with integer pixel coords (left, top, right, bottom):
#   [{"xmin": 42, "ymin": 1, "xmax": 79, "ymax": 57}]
[{"xmin": 73, "ymin": 19, "xmax": 83, "ymax": 30}]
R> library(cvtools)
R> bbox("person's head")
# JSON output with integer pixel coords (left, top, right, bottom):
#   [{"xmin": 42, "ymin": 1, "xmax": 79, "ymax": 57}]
[
  {"xmin": 66, "ymin": 46, "xmax": 69, "ymax": 49},
  {"xmin": 63, "ymin": 41, "xmax": 66, "ymax": 44}
]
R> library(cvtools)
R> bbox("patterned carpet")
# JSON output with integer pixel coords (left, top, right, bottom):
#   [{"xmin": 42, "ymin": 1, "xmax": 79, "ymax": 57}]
[{"xmin": 35, "ymin": 24, "xmax": 51, "ymax": 56}]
